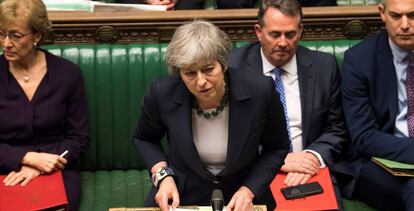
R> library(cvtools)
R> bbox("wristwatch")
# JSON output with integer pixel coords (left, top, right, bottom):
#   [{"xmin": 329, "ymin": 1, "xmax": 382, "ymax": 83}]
[{"xmin": 151, "ymin": 167, "xmax": 175, "ymax": 188}]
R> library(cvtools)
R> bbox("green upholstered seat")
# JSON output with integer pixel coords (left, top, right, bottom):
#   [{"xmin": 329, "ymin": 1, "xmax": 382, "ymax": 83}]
[
  {"xmin": 79, "ymin": 170, "xmax": 152, "ymax": 210},
  {"xmin": 41, "ymin": 41, "xmax": 376, "ymax": 211}
]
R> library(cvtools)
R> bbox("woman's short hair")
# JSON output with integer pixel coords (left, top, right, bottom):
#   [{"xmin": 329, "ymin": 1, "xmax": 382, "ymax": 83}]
[
  {"xmin": 166, "ymin": 20, "xmax": 231, "ymax": 75},
  {"xmin": 0, "ymin": 0, "xmax": 51, "ymax": 43}
]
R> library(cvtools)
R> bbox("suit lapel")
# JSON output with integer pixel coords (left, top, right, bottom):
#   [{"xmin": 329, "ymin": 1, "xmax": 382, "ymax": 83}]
[
  {"xmin": 166, "ymin": 80, "xmax": 215, "ymax": 181},
  {"xmin": 220, "ymin": 70, "xmax": 255, "ymax": 175},
  {"xmin": 246, "ymin": 42, "xmax": 264, "ymax": 75},
  {"xmin": 378, "ymin": 32, "xmax": 398, "ymax": 120},
  {"xmin": 296, "ymin": 47, "xmax": 315, "ymax": 145}
]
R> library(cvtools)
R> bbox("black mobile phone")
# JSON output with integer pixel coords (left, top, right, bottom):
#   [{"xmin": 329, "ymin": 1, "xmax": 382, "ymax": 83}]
[{"xmin": 281, "ymin": 182, "xmax": 323, "ymax": 200}]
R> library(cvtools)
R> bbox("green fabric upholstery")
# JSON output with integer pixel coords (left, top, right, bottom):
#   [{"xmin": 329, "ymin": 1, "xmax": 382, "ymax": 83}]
[
  {"xmin": 40, "ymin": 41, "xmax": 376, "ymax": 210},
  {"xmin": 43, "ymin": 44, "xmax": 168, "ymax": 172},
  {"xmin": 344, "ymin": 199, "xmax": 377, "ymax": 211},
  {"xmin": 79, "ymin": 170, "xmax": 152, "ymax": 210}
]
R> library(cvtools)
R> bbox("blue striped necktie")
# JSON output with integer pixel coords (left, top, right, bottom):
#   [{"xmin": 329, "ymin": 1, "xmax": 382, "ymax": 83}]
[{"xmin": 273, "ymin": 67, "xmax": 292, "ymax": 150}]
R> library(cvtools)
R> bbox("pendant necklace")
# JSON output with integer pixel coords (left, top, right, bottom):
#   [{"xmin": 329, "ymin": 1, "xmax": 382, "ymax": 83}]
[
  {"xmin": 23, "ymin": 71, "xmax": 30, "ymax": 83},
  {"xmin": 20, "ymin": 52, "xmax": 39, "ymax": 83}
]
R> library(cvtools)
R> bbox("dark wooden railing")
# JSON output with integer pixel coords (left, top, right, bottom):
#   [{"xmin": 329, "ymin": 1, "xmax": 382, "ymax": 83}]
[{"xmin": 47, "ymin": 5, "xmax": 382, "ymax": 44}]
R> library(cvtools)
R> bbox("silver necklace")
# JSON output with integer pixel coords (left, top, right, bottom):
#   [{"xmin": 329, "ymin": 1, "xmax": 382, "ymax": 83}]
[
  {"xmin": 13, "ymin": 52, "xmax": 39, "ymax": 83},
  {"xmin": 23, "ymin": 71, "xmax": 30, "ymax": 83}
]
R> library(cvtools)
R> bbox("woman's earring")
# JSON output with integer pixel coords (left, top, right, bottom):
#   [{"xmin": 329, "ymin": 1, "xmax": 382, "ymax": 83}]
[{"xmin": 34, "ymin": 42, "xmax": 37, "ymax": 47}]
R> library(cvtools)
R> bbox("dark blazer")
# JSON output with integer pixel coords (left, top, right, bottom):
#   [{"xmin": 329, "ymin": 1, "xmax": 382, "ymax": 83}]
[
  {"xmin": 132, "ymin": 68, "xmax": 289, "ymax": 207},
  {"xmin": 228, "ymin": 42, "xmax": 353, "ymax": 196},
  {"xmin": 0, "ymin": 50, "xmax": 89, "ymax": 171},
  {"xmin": 0, "ymin": 50, "xmax": 90, "ymax": 209},
  {"xmin": 299, "ymin": 0, "xmax": 336, "ymax": 6},
  {"xmin": 342, "ymin": 30, "xmax": 414, "ymax": 177}
]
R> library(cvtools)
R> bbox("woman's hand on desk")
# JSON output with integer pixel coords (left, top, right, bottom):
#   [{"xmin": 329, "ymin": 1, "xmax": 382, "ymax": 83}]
[
  {"xmin": 155, "ymin": 176, "xmax": 180, "ymax": 211},
  {"xmin": 3, "ymin": 165, "xmax": 41, "ymax": 186},
  {"xmin": 21, "ymin": 152, "xmax": 67, "ymax": 173},
  {"xmin": 227, "ymin": 186, "xmax": 254, "ymax": 211}
]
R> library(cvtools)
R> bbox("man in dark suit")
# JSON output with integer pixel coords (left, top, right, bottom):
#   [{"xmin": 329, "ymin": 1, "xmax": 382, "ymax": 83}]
[
  {"xmin": 341, "ymin": 0, "xmax": 414, "ymax": 210},
  {"xmin": 228, "ymin": 0, "xmax": 351, "ymax": 208}
]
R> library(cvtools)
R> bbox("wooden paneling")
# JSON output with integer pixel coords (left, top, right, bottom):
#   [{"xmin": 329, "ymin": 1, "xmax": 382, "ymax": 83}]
[{"xmin": 47, "ymin": 6, "xmax": 383, "ymax": 44}]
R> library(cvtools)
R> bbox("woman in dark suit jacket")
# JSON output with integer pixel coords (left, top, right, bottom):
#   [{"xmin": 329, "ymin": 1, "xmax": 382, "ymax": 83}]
[
  {"xmin": 0, "ymin": 0, "xmax": 90, "ymax": 210},
  {"xmin": 132, "ymin": 20, "xmax": 289, "ymax": 211}
]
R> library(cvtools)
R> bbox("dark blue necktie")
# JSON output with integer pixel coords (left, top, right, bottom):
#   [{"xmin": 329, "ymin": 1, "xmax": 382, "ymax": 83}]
[{"xmin": 273, "ymin": 67, "xmax": 292, "ymax": 149}]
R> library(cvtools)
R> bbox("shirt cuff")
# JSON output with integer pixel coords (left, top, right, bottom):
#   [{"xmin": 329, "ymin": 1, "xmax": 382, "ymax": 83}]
[{"xmin": 303, "ymin": 149, "xmax": 326, "ymax": 168}]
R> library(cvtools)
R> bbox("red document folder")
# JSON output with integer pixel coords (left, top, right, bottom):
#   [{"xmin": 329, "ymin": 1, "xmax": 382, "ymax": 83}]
[
  {"xmin": 0, "ymin": 170, "xmax": 68, "ymax": 211},
  {"xmin": 271, "ymin": 167, "xmax": 338, "ymax": 211}
]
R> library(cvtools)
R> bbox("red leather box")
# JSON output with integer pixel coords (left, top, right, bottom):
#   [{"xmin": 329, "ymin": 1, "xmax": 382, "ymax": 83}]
[{"xmin": 0, "ymin": 171, "xmax": 68, "ymax": 211}]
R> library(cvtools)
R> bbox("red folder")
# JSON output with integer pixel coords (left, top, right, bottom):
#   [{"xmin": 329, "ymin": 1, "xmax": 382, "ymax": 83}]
[
  {"xmin": 0, "ymin": 170, "xmax": 68, "ymax": 211},
  {"xmin": 271, "ymin": 167, "xmax": 338, "ymax": 211}
]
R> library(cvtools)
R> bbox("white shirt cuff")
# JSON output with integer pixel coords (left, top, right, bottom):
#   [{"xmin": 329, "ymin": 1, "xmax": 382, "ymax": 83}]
[{"xmin": 303, "ymin": 149, "xmax": 326, "ymax": 168}]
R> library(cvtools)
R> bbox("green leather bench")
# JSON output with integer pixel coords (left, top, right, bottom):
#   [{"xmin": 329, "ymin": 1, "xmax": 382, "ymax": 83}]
[{"xmin": 42, "ymin": 40, "xmax": 375, "ymax": 211}]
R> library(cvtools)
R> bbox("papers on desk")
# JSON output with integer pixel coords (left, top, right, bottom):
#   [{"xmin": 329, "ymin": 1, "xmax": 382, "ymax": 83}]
[
  {"xmin": 171, "ymin": 208, "xmax": 198, "ymax": 211},
  {"xmin": 44, "ymin": 0, "xmax": 94, "ymax": 12},
  {"xmin": 109, "ymin": 205, "xmax": 268, "ymax": 211},
  {"xmin": 43, "ymin": 0, "xmax": 167, "ymax": 12},
  {"xmin": 93, "ymin": 2, "xmax": 167, "ymax": 12},
  {"xmin": 372, "ymin": 157, "xmax": 414, "ymax": 177}
]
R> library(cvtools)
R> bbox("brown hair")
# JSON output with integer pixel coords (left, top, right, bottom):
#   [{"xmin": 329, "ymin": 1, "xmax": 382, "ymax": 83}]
[{"xmin": 0, "ymin": 0, "xmax": 51, "ymax": 43}]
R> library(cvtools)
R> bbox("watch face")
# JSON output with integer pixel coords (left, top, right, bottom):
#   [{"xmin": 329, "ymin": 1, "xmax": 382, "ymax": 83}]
[
  {"xmin": 159, "ymin": 169, "xmax": 166, "ymax": 177},
  {"xmin": 152, "ymin": 167, "xmax": 175, "ymax": 187}
]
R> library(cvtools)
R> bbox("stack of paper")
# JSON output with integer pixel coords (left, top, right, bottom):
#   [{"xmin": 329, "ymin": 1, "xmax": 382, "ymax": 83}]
[
  {"xmin": 372, "ymin": 157, "xmax": 414, "ymax": 177},
  {"xmin": 43, "ymin": 0, "xmax": 94, "ymax": 12},
  {"xmin": 43, "ymin": 0, "xmax": 167, "ymax": 12},
  {"xmin": 92, "ymin": 2, "xmax": 167, "ymax": 12}
]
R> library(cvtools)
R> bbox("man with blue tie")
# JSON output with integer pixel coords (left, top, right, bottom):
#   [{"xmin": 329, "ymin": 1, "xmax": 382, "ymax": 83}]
[
  {"xmin": 341, "ymin": 0, "xmax": 414, "ymax": 210},
  {"xmin": 228, "ymin": 0, "xmax": 351, "ymax": 209}
]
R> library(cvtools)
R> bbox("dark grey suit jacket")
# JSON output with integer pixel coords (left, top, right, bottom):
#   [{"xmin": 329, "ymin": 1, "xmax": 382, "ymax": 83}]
[
  {"xmin": 132, "ymin": 68, "xmax": 289, "ymax": 208},
  {"xmin": 228, "ymin": 42, "xmax": 353, "ymax": 197}
]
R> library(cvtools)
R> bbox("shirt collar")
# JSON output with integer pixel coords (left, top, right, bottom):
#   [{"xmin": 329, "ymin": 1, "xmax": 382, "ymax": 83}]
[
  {"xmin": 389, "ymin": 37, "xmax": 412, "ymax": 64},
  {"xmin": 260, "ymin": 47, "xmax": 297, "ymax": 75}
]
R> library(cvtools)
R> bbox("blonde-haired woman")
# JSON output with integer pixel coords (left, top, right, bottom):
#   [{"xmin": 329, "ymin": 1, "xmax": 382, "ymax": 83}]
[{"xmin": 0, "ymin": 0, "xmax": 90, "ymax": 210}]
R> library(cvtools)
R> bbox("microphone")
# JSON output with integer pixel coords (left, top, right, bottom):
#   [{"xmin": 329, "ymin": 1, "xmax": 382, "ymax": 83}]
[{"xmin": 211, "ymin": 188, "xmax": 224, "ymax": 211}]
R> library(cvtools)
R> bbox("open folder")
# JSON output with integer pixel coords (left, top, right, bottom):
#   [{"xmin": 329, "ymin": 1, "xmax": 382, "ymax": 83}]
[
  {"xmin": 270, "ymin": 167, "xmax": 338, "ymax": 211},
  {"xmin": 0, "ymin": 171, "xmax": 68, "ymax": 211},
  {"xmin": 372, "ymin": 157, "xmax": 414, "ymax": 177}
]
